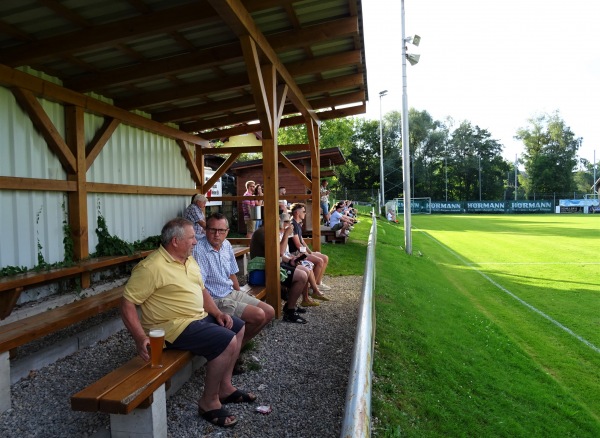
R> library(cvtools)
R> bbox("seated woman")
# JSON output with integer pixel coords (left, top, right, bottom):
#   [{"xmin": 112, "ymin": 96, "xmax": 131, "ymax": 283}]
[
  {"xmin": 249, "ymin": 221, "xmax": 309, "ymax": 324},
  {"xmin": 279, "ymin": 214, "xmax": 330, "ymax": 305}
]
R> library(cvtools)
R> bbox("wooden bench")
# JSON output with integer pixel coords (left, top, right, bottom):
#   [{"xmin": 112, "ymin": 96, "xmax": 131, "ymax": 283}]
[
  {"xmin": 320, "ymin": 227, "xmax": 348, "ymax": 244},
  {"xmin": 0, "ymin": 250, "xmax": 155, "ymax": 320},
  {"xmin": 71, "ymin": 285, "xmax": 266, "ymax": 438}
]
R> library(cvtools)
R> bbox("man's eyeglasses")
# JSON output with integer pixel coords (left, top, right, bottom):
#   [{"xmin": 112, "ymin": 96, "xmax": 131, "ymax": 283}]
[{"xmin": 206, "ymin": 228, "xmax": 229, "ymax": 234}]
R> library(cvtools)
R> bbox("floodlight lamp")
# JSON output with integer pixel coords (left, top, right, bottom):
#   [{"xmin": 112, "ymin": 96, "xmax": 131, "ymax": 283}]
[
  {"xmin": 412, "ymin": 35, "xmax": 421, "ymax": 46},
  {"xmin": 406, "ymin": 53, "xmax": 420, "ymax": 66},
  {"xmin": 379, "ymin": 90, "xmax": 388, "ymax": 97}
]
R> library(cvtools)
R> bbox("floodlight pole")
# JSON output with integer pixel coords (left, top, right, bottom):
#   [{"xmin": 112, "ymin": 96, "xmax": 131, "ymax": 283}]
[
  {"xmin": 379, "ymin": 90, "xmax": 388, "ymax": 212},
  {"xmin": 401, "ymin": 0, "xmax": 412, "ymax": 254}
]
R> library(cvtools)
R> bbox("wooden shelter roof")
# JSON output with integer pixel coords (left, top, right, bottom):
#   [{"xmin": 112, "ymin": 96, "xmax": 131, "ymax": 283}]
[
  {"xmin": 0, "ymin": 0, "xmax": 368, "ymax": 140},
  {"xmin": 229, "ymin": 146, "xmax": 345, "ymax": 171}
]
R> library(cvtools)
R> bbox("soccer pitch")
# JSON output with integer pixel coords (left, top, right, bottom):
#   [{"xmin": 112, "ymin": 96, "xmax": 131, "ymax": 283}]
[
  {"xmin": 373, "ymin": 214, "xmax": 600, "ymax": 436},
  {"xmin": 412, "ymin": 214, "xmax": 599, "ymax": 350}
]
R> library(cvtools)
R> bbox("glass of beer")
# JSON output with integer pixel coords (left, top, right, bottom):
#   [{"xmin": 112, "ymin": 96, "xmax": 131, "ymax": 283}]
[{"xmin": 149, "ymin": 328, "xmax": 165, "ymax": 368}]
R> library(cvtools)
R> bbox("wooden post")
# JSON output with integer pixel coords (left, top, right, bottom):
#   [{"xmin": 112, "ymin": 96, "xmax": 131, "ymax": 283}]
[
  {"xmin": 65, "ymin": 105, "xmax": 90, "ymax": 288},
  {"xmin": 307, "ymin": 120, "xmax": 322, "ymax": 252}
]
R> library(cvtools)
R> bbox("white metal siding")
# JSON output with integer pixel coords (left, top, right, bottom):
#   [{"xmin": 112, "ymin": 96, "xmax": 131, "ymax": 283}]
[
  {"xmin": 0, "ymin": 86, "xmax": 67, "ymax": 268},
  {"xmin": 1, "ymin": 85, "xmax": 196, "ymax": 269}
]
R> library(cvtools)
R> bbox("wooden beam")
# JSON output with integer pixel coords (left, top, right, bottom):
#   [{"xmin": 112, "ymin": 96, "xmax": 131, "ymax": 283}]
[
  {"xmin": 73, "ymin": 15, "xmax": 356, "ymax": 95},
  {"xmin": 176, "ymin": 140, "xmax": 202, "ymax": 186},
  {"xmin": 258, "ymin": 62, "xmax": 282, "ymax": 317},
  {"xmin": 307, "ymin": 120, "xmax": 322, "ymax": 252},
  {"xmin": 207, "ymin": 0, "xmax": 319, "ymax": 126},
  {"xmin": 0, "ymin": 176, "xmax": 76, "ymax": 192},
  {"xmin": 86, "ymin": 183, "xmax": 197, "ymax": 196},
  {"xmin": 241, "ymin": 35, "xmax": 273, "ymax": 137},
  {"xmin": 0, "ymin": 64, "xmax": 206, "ymax": 146},
  {"xmin": 11, "ymin": 87, "xmax": 77, "ymax": 174},
  {"xmin": 204, "ymin": 146, "xmax": 263, "ymax": 154},
  {"xmin": 181, "ymin": 91, "xmax": 364, "ymax": 133},
  {"xmin": 197, "ymin": 103, "xmax": 366, "ymax": 139},
  {"xmin": 0, "ymin": 3, "xmax": 217, "ymax": 66},
  {"xmin": 65, "ymin": 105, "xmax": 90, "ymax": 268},
  {"xmin": 203, "ymin": 153, "xmax": 240, "ymax": 194},
  {"xmin": 86, "ymin": 118, "xmax": 120, "ymax": 171},
  {"xmin": 278, "ymin": 152, "xmax": 311, "ymax": 188}
]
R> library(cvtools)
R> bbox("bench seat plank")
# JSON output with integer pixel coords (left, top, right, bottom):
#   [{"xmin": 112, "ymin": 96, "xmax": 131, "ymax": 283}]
[
  {"xmin": 0, "ymin": 286, "xmax": 124, "ymax": 353},
  {"xmin": 72, "ymin": 349, "xmax": 193, "ymax": 414},
  {"xmin": 0, "ymin": 266, "xmax": 83, "ymax": 293}
]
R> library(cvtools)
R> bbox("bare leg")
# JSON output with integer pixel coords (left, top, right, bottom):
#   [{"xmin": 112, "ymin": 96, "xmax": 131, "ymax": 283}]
[
  {"xmin": 309, "ymin": 252, "xmax": 329, "ymax": 285},
  {"xmin": 284, "ymin": 269, "xmax": 307, "ymax": 310},
  {"xmin": 198, "ymin": 331, "xmax": 241, "ymax": 426},
  {"xmin": 239, "ymin": 302, "xmax": 274, "ymax": 345}
]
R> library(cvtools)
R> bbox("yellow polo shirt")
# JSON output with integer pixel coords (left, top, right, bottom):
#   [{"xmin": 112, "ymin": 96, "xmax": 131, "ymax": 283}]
[{"xmin": 123, "ymin": 245, "xmax": 207, "ymax": 343}]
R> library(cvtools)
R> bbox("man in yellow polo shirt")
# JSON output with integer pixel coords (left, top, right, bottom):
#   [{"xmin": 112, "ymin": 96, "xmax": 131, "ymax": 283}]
[{"xmin": 121, "ymin": 218, "xmax": 255, "ymax": 429}]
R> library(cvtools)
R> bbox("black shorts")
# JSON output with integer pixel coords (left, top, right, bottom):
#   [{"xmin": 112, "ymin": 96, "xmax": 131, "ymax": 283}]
[
  {"xmin": 280, "ymin": 263, "xmax": 295, "ymax": 287},
  {"xmin": 165, "ymin": 315, "xmax": 244, "ymax": 362}
]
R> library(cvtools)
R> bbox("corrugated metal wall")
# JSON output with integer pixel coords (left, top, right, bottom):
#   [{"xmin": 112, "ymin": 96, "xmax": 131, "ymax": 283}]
[{"xmin": 1, "ymin": 86, "xmax": 195, "ymax": 270}]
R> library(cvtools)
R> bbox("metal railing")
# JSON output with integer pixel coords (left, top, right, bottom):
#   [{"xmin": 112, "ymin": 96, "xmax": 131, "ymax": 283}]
[{"xmin": 340, "ymin": 211, "xmax": 377, "ymax": 437}]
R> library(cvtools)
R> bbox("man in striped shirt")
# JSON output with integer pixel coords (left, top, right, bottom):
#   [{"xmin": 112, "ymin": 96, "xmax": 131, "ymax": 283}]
[{"xmin": 194, "ymin": 213, "xmax": 274, "ymax": 346}]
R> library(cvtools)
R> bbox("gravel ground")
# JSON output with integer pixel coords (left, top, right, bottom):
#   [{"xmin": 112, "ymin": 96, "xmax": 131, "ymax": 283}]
[{"xmin": 0, "ymin": 275, "xmax": 362, "ymax": 438}]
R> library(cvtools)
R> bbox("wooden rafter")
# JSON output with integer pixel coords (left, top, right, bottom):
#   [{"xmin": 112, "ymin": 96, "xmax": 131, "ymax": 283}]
[
  {"xmin": 176, "ymin": 140, "xmax": 203, "ymax": 186},
  {"xmin": 278, "ymin": 152, "xmax": 311, "ymax": 188},
  {"xmin": 86, "ymin": 118, "xmax": 120, "ymax": 171},
  {"xmin": 207, "ymin": 0, "xmax": 319, "ymax": 126},
  {"xmin": 11, "ymin": 87, "xmax": 77, "ymax": 173}
]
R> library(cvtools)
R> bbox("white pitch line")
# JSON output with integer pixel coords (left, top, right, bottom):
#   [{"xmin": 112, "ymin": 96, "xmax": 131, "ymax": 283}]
[
  {"xmin": 469, "ymin": 262, "xmax": 600, "ymax": 266},
  {"xmin": 417, "ymin": 229, "xmax": 600, "ymax": 355}
]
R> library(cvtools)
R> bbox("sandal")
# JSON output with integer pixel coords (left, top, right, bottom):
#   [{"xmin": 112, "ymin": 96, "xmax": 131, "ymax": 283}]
[
  {"xmin": 220, "ymin": 389, "xmax": 257, "ymax": 404},
  {"xmin": 300, "ymin": 299, "xmax": 319, "ymax": 307},
  {"xmin": 198, "ymin": 407, "xmax": 237, "ymax": 428},
  {"xmin": 311, "ymin": 293, "xmax": 330, "ymax": 301},
  {"xmin": 282, "ymin": 310, "xmax": 308, "ymax": 324}
]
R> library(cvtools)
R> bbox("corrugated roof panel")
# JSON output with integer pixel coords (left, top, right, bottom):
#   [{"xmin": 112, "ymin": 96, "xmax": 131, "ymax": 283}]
[
  {"xmin": 67, "ymin": 0, "xmax": 138, "ymax": 26},
  {"xmin": 310, "ymin": 37, "xmax": 355, "ymax": 57},
  {"xmin": 294, "ymin": 0, "xmax": 349, "ymax": 26},
  {"xmin": 252, "ymin": 7, "xmax": 291, "ymax": 34},
  {"xmin": 321, "ymin": 65, "xmax": 358, "ymax": 79},
  {"xmin": 180, "ymin": 22, "xmax": 237, "ymax": 49}
]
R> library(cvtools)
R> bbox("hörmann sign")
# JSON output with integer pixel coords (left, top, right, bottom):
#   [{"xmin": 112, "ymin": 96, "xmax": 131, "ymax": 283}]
[{"xmin": 397, "ymin": 200, "xmax": 554, "ymax": 214}]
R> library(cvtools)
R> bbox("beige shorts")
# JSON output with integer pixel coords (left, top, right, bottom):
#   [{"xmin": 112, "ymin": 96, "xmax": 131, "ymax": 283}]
[
  {"xmin": 214, "ymin": 289, "xmax": 261, "ymax": 318},
  {"xmin": 245, "ymin": 218, "xmax": 256, "ymax": 233}
]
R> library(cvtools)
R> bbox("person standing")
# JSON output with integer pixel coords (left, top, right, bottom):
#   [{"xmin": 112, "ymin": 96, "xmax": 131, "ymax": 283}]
[
  {"xmin": 120, "ymin": 218, "xmax": 253, "ymax": 428},
  {"xmin": 185, "ymin": 193, "xmax": 208, "ymax": 241},
  {"xmin": 320, "ymin": 179, "xmax": 331, "ymax": 223},
  {"xmin": 242, "ymin": 180, "xmax": 258, "ymax": 238}
]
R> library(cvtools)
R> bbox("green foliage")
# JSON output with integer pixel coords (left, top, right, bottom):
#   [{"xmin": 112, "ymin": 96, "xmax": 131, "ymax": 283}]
[
  {"xmin": 132, "ymin": 235, "xmax": 161, "ymax": 251},
  {"xmin": 62, "ymin": 199, "xmax": 75, "ymax": 266},
  {"xmin": 516, "ymin": 111, "xmax": 581, "ymax": 195},
  {"xmin": 94, "ymin": 215, "xmax": 135, "ymax": 256},
  {"xmin": 0, "ymin": 265, "xmax": 28, "ymax": 277}
]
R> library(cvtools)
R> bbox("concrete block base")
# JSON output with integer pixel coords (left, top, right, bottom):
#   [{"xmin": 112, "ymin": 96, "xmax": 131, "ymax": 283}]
[
  {"xmin": 110, "ymin": 384, "xmax": 167, "ymax": 438},
  {"xmin": 0, "ymin": 351, "xmax": 10, "ymax": 412}
]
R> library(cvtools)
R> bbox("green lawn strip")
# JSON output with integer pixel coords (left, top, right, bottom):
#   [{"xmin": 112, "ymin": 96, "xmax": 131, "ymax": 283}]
[
  {"xmin": 318, "ymin": 213, "xmax": 369, "ymax": 276},
  {"xmin": 373, "ymin": 219, "xmax": 600, "ymax": 437}
]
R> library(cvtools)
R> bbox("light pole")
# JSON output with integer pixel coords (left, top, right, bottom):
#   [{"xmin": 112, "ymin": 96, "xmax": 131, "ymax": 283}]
[
  {"xmin": 478, "ymin": 155, "xmax": 482, "ymax": 201},
  {"xmin": 401, "ymin": 0, "xmax": 420, "ymax": 255},
  {"xmin": 379, "ymin": 90, "xmax": 388, "ymax": 212}
]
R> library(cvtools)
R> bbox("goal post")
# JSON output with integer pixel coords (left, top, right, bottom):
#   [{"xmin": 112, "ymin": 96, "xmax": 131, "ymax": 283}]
[{"xmin": 394, "ymin": 197, "xmax": 432, "ymax": 215}]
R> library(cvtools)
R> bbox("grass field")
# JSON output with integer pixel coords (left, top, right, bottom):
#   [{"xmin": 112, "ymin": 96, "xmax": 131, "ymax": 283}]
[{"xmin": 371, "ymin": 214, "xmax": 600, "ymax": 437}]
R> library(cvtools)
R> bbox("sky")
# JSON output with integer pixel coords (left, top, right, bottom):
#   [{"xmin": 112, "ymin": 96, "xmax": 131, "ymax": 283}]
[{"xmin": 360, "ymin": 0, "xmax": 600, "ymax": 167}]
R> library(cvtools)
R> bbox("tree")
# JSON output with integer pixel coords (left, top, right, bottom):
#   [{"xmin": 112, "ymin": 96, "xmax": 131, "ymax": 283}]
[
  {"xmin": 407, "ymin": 109, "xmax": 448, "ymax": 199},
  {"xmin": 516, "ymin": 112, "xmax": 581, "ymax": 195},
  {"xmin": 446, "ymin": 121, "xmax": 509, "ymax": 200}
]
